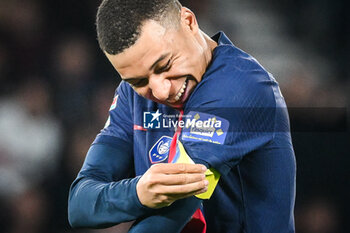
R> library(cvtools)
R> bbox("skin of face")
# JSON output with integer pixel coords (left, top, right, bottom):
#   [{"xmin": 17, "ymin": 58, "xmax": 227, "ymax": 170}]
[{"xmin": 105, "ymin": 7, "xmax": 217, "ymax": 109}]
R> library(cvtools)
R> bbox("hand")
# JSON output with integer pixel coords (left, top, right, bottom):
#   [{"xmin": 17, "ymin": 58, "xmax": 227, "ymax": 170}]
[{"xmin": 136, "ymin": 163, "xmax": 208, "ymax": 209}]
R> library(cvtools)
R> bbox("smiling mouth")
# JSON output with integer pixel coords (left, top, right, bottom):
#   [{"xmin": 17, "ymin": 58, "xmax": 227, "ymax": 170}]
[{"xmin": 174, "ymin": 79, "xmax": 187, "ymax": 101}]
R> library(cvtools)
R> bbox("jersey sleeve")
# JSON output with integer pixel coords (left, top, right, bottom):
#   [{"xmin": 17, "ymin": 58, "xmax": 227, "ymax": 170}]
[
  {"xmin": 129, "ymin": 197, "xmax": 202, "ymax": 233},
  {"xmin": 68, "ymin": 82, "xmax": 157, "ymax": 228},
  {"xmin": 182, "ymin": 62, "xmax": 287, "ymax": 176},
  {"xmin": 94, "ymin": 81, "xmax": 134, "ymax": 146},
  {"xmin": 68, "ymin": 142, "xmax": 156, "ymax": 228}
]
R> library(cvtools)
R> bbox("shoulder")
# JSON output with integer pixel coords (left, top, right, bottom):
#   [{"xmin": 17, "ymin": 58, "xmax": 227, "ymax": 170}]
[
  {"xmin": 187, "ymin": 44, "xmax": 278, "ymax": 109},
  {"xmin": 116, "ymin": 81, "xmax": 134, "ymax": 98}
]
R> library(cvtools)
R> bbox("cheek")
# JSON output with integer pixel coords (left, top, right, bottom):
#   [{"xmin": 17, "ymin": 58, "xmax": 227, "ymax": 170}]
[
  {"xmin": 184, "ymin": 55, "xmax": 204, "ymax": 77},
  {"xmin": 183, "ymin": 48, "xmax": 204, "ymax": 70},
  {"xmin": 173, "ymin": 55, "xmax": 196, "ymax": 74}
]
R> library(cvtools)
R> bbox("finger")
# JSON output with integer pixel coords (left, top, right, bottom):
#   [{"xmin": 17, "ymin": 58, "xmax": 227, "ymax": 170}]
[
  {"xmin": 168, "ymin": 186, "xmax": 208, "ymax": 200},
  {"xmin": 161, "ymin": 179, "xmax": 209, "ymax": 195},
  {"xmin": 158, "ymin": 187, "xmax": 206, "ymax": 206},
  {"xmin": 151, "ymin": 163, "xmax": 207, "ymax": 174},
  {"xmin": 155, "ymin": 173, "xmax": 206, "ymax": 185},
  {"xmin": 155, "ymin": 187, "xmax": 207, "ymax": 207}
]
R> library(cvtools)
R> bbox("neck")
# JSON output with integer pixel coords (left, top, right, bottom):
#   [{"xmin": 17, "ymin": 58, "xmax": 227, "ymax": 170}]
[{"xmin": 200, "ymin": 30, "xmax": 218, "ymax": 68}]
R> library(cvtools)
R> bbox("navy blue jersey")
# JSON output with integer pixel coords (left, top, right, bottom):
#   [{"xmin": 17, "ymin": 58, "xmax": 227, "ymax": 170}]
[{"xmin": 69, "ymin": 32, "xmax": 295, "ymax": 233}]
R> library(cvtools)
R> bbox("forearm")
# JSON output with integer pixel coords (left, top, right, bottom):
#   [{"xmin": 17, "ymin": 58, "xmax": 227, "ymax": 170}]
[
  {"xmin": 68, "ymin": 143, "xmax": 153, "ymax": 228},
  {"xmin": 68, "ymin": 142, "xmax": 207, "ymax": 230},
  {"xmin": 69, "ymin": 174, "xmax": 202, "ymax": 231},
  {"xmin": 129, "ymin": 196, "xmax": 202, "ymax": 233},
  {"xmin": 68, "ymin": 175, "xmax": 152, "ymax": 228}
]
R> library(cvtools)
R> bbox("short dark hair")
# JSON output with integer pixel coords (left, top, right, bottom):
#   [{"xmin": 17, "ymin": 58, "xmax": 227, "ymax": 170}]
[{"xmin": 96, "ymin": 0, "xmax": 181, "ymax": 55}]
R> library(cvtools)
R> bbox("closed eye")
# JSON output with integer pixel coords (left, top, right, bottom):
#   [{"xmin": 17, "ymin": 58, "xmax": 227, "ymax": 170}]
[
  {"xmin": 154, "ymin": 59, "xmax": 171, "ymax": 74},
  {"xmin": 127, "ymin": 78, "xmax": 149, "ymax": 87}
]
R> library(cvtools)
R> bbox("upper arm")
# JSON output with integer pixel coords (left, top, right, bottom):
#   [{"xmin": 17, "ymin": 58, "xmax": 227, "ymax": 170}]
[
  {"xmin": 82, "ymin": 81, "xmax": 135, "ymax": 180},
  {"xmin": 78, "ymin": 139, "xmax": 134, "ymax": 182},
  {"xmin": 98, "ymin": 81, "xmax": 134, "ymax": 142},
  {"xmin": 181, "ymin": 66, "xmax": 283, "ymax": 175}
]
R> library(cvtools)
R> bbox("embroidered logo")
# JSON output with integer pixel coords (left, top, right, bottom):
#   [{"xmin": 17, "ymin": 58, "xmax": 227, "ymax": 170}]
[
  {"xmin": 109, "ymin": 95, "xmax": 118, "ymax": 111},
  {"xmin": 149, "ymin": 136, "xmax": 172, "ymax": 163}
]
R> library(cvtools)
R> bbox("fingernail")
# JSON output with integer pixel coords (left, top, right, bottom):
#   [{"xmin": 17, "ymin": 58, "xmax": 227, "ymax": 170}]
[
  {"xmin": 201, "ymin": 165, "xmax": 207, "ymax": 171},
  {"xmin": 204, "ymin": 180, "xmax": 209, "ymax": 186}
]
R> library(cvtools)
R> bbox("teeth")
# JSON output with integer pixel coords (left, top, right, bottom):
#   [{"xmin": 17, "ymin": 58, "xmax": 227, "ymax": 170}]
[{"xmin": 175, "ymin": 80, "xmax": 187, "ymax": 101}]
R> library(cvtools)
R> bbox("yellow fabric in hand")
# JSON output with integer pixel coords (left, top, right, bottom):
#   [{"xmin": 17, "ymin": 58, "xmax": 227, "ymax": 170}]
[
  {"xmin": 195, "ymin": 167, "xmax": 220, "ymax": 199},
  {"xmin": 174, "ymin": 140, "xmax": 221, "ymax": 199}
]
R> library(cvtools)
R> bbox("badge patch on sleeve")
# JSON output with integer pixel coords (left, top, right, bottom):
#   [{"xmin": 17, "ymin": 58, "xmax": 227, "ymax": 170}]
[
  {"xmin": 181, "ymin": 111, "xmax": 229, "ymax": 144},
  {"xmin": 149, "ymin": 136, "xmax": 172, "ymax": 163},
  {"xmin": 109, "ymin": 95, "xmax": 118, "ymax": 111}
]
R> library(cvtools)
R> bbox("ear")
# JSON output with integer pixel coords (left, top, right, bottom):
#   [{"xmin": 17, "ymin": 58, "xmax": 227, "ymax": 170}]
[{"xmin": 180, "ymin": 7, "xmax": 199, "ymax": 34}]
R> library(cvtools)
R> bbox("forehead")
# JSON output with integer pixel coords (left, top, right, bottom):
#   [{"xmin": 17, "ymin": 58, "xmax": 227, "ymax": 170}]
[{"xmin": 106, "ymin": 20, "xmax": 172, "ymax": 74}]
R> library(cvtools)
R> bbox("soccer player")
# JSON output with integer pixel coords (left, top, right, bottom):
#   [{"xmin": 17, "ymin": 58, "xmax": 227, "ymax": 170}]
[{"xmin": 68, "ymin": 0, "xmax": 296, "ymax": 232}]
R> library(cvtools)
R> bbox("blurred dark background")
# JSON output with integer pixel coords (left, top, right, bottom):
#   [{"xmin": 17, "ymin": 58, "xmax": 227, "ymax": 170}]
[{"xmin": 0, "ymin": 0, "xmax": 348, "ymax": 232}]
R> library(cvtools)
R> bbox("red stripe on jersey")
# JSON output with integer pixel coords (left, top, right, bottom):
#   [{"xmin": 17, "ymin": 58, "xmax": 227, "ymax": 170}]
[
  {"xmin": 133, "ymin": 125, "xmax": 147, "ymax": 131},
  {"xmin": 168, "ymin": 109, "xmax": 207, "ymax": 233}
]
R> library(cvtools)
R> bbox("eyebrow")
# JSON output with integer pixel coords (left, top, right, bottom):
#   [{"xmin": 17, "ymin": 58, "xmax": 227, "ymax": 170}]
[
  {"xmin": 123, "ymin": 77, "xmax": 146, "ymax": 83},
  {"xmin": 122, "ymin": 53, "xmax": 170, "ymax": 81}
]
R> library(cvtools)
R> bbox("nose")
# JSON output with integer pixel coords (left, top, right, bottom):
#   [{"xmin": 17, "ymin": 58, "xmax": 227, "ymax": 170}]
[{"xmin": 148, "ymin": 74, "xmax": 171, "ymax": 101}]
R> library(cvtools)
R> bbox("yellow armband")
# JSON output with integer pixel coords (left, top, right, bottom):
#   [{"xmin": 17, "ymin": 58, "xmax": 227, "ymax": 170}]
[
  {"xmin": 172, "ymin": 140, "xmax": 221, "ymax": 199},
  {"xmin": 195, "ymin": 167, "xmax": 220, "ymax": 199}
]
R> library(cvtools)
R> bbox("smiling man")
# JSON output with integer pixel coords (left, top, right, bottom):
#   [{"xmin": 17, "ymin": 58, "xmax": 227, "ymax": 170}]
[
  {"xmin": 103, "ymin": 8, "xmax": 216, "ymax": 109},
  {"xmin": 68, "ymin": 0, "xmax": 296, "ymax": 232}
]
